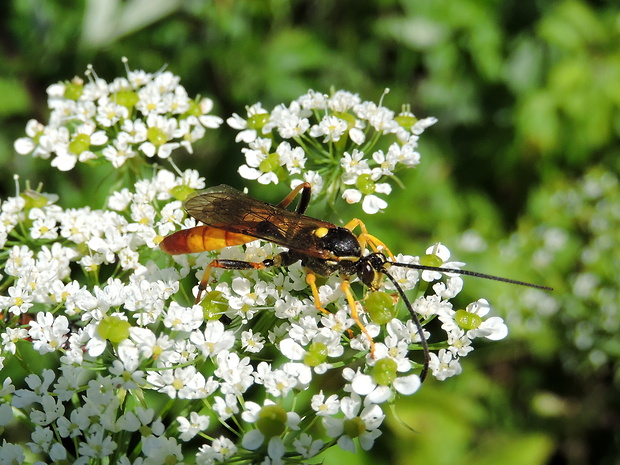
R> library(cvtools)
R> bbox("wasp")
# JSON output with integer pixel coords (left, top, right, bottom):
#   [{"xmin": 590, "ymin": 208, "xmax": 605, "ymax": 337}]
[{"xmin": 160, "ymin": 183, "xmax": 552, "ymax": 382}]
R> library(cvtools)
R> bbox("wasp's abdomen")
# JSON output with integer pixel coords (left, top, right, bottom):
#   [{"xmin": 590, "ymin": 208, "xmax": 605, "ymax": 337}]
[{"xmin": 160, "ymin": 226, "xmax": 255, "ymax": 255}]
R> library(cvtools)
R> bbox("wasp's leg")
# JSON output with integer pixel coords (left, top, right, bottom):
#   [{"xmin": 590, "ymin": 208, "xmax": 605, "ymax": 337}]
[
  {"xmin": 196, "ymin": 257, "xmax": 276, "ymax": 304},
  {"xmin": 277, "ymin": 182, "xmax": 312, "ymax": 214},
  {"xmin": 340, "ymin": 279, "xmax": 376, "ymax": 357},
  {"xmin": 305, "ymin": 271, "xmax": 332, "ymax": 316},
  {"xmin": 306, "ymin": 272, "xmax": 374, "ymax": 355},
  {"xmin": 195, "ymin": 251, "xmax": 300, "ymax": 304},
  {"xmin": 343, "ymin": 218, "xmax": 395, "ymax": 260}
]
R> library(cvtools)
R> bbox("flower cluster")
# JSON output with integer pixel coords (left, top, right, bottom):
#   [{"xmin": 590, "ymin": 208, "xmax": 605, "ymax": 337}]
[
  {"xmin": 228, "ymin": 90, "xmax": 437, "ymax": 214},
  {"xmin": 0, "ymin": 64, "xmax": 508, "ymax": 464},
  {"xmin": 0, "ymin": 172, "xmax": 506, "ymax": 463},
  {"xmin": 14, "ymin": 58, "xmax": 222, "ymax": 171}
]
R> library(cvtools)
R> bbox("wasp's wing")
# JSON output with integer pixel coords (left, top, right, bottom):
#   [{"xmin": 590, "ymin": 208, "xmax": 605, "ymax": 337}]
[{"xmin": 184, "ymin": 185, "xmax": 336, "ymax": 254}]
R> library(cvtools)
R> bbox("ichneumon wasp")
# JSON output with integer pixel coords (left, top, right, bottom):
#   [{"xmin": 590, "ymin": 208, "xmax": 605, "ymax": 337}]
[{"xmin": 160, "ymin": 183, "xmax": 552, "ymax": 382}]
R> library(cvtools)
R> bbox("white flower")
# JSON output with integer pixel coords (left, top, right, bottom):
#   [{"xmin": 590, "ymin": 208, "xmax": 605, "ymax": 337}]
[
  {"xmin": 322, "ymin": 395, "xmax": 385, "ymax": 452},
  {"xmin": 1, "ymin": 284, "xmax": 34, "ymax": 315},
  {"xmin": 277, "ymin": 142, "xmax": 306, "ymax": 175},
  {"xmin": 241, "ymin": 401, "xmax": 300, "ymax": 450},
  {"xmin": 197, "ymin": 436, "xmax": 238, "ymax": 464},
  {"xmin": 28, "ymin": 312, "xmax": 70, "ymax": 354},
  {"xmin": 177, "ymin": 411, "xmax": 210, "ymax": 441},
  {"xmin": 465, "ymin": 299, "xmax": 508, "ymax": 341},
  {"xmin": 141, "ymin": 436, "xmax": 183, "ymax": 464},
  {"xmin": 163, "ymin": 302, "xmax": 203, "ymax": 332},
  {"xmin": 214, "ymin": 351, "xmax": 254, "ymax": 395},
  {"xmin": 190, "ymin": 320, "xmax": 236, "ymax": 357},
  {"xmin": 309, "ymin": 115, "xmax": 348, "ymax": 142},
  {"xmin": 341, "ymin": 162, "xmax": 392, "ymax": 214},
  {"xmin": 238, "ymin": 147, "xmax": 280, "ymax": 185},
  {"xmin": 429, "ymin": 349, "xmax": 463, "ymax": 381},
  {"xmin": 241, "ymin": 329, "xmax": 265, "ymax": 353},
  {"xmin": 293, "ymin": 433, "xmax": 324, "ymax": 459},
  {"xmin": 311, "ymin": 391, "xmax": 341, "ymax": 416},
  {"xmin": 14, "ymin": 119, "xmax": 45, "ymax": 155},
  {"xmin": 344, "ymin": 361, "xmax": 421, "ymax": 404},
  {"xmin": 387, "ymin": 140, "xmax": 421, "ymax": 166},
  {"xmin": 212, "ymin": 393, "xmax": 239, "ymax": 421},
  {"xmin": 340, "ymin": 149, "xmax": 369, "ymax": 177},
  {"xmin": 102, "ymin": 136, "xmax": 137, "ymax": 168},
  {"xmin": 227, "ymin": 103, "xmax": 269, "ymax": 143},
  {"xmin": 147, "ymin": 366, "xmax": 207, "ymax": 399},
  {"xmin": 1, "ymin": 327, "xmax": 29, "ymax": 354},
  {"xmin": 421, "ymin": 243, "xmax": 465, "ymax": 284}
]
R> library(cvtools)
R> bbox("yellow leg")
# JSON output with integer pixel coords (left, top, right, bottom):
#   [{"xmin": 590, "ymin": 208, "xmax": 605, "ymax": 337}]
[
  {"xmin": 341, "ymin": 279, "xmax": 376, "ymax": 357},
  {"xmin": 343, "ymin": 218, "xmax": 395, "ymax": 260},
  {"xmin": 307, "ymin": 271, "xmax": 376, "ymax": 356},
  {"xmin": 305, "ymin": 272, "xmax": 331, "ymax": 315},
  {"xmin": 196, "ymin": 263, "xmax": 214, "ymax": 304}
]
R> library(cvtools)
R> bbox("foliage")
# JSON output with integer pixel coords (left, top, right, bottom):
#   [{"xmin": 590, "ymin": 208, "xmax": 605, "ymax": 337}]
[{"xmin": 1, "ymin": 0, "xmax": 619, "ymax": 463}]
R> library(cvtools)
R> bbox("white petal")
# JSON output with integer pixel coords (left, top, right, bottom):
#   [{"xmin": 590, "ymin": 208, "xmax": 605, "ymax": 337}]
[
  {"xmin": 425, "ymin": 243, "xmax": 451, "ymax": 261},
  {"xmin": 51, "ymin": 153, "xmax": 77, "ymax": 171},
  {"xmin": 342, "ymin": 189, "xmax": 362, "ymax": 204},
  {"xmin": 139, "ymin": 142, "xmax": 156, "ymax": 157},
  {"xmin": 238, "ymin": 165, "xmax": 260, "ymax": 180},
  {"xmin": 337, "ymin": 435, "xmax": 357, "ymax": 453},
  {"xmin": 279, "ymin": 339, "xmax": 305, "ymax": 360},
  {"xmin": 349, "ymin": 127, "xmax": 366, "ymax": 145},
  {"xmin": 267, "ymin": 436, "xmax": 285, "ymax": 459},
  {"xmin": 362, "ymin": 195, "xmax": 387, "ymax": 214},
  {"xmin": 351, "ymin": 374, "xmax": 375, "ymax": 396},
  {"xmin": 241, "ymin": 429, "xmax": 264, "ymax": 450},
  {"xmin": 366, "ymin": 385, "xmax": 392, "ymax": 404},
  {"xmin": 340, "ymin": 396, "xmax": 361, "ymax": 418},
  {"xmin": 322, "ymin": 416, "xmax": 343, "ymax": 437},
  {"xmin": 393, "ymin": 374, "xmax": 421, "ymax": 395},
  {"xmin": 14, "ymin": 137, "xmax": 35, "ymax": 155}
]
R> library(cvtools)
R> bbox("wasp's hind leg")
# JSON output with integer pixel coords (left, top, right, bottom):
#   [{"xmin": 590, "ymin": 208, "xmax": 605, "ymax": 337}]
[
  {"xmin": 195, "ymin": 251, "xmax": 300, "ymax": 304},
  {"xmin": 195, "ymin": 257, "xmax": 276, "ymax": 304},
  {"xmin": 277, "ymin": 182, "xmax": 312, "ymax": 214}
]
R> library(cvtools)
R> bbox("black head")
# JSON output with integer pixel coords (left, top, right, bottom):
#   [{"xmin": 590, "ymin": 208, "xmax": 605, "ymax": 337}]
[{"xmin": 356, "ymin": 252, "xmax": 388, "ymax": 290}]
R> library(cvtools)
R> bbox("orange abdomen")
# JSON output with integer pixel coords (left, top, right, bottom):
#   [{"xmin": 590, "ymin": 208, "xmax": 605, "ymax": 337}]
[{"xmin": 160, "ymin": 226, "xmax": 256, "ymax": 255}]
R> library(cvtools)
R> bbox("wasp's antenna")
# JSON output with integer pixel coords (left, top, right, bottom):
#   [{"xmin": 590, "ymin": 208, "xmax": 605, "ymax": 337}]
[
  {"xmin": 382, "ymin": 269, "xmax": 430, "ymax": 382},
  {"xmin": 392, "ymin": 262, "xmax": 553, "ymax": 291}
]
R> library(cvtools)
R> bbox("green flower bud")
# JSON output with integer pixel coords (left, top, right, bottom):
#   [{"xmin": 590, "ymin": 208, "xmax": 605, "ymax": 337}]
[
  {"xmin": 147, "ymin": 127, "xmax": 167, "ymax": 146},
  {"xmin": 247, "ymin": 113, "xmax": 269, "ymax": 130},
  {"xmin": 170, "ymin": 185, "xmax": 195, "ymax": 201},
  {"xmin": 343, "ymin": 417, "xmax": 365, "ymax": 438},
  {"xmin": 366, "ymin": 291, "xmax": 397, "ymax": 325},
  {"xmin": 200, "ymin": 290, "xmax": 228, "ymax": 320},
  {"xmin": 97, "ymin": 316, "xmax": 131, "ymax": 343},
  {"xmin": 372, "ymin": 357, "xmax": 398, "ymax": 386},
  {"xmin": 355, "ymin": 173, "xmax": 376, "ymax": 195},
  {"xmin": 303, "ymin": 342, "xmax": 329, "ymax": 367},
  {"xmin": 68, "ymin": 134, "xmax": 91, "ymax": 155},
  {"xmin": 256, "ymin": 405, "xmax": 287, "ymax": 438},
  {"xmin": 455, "ymin": 309, "xmax": 482, "ymax": 330}
]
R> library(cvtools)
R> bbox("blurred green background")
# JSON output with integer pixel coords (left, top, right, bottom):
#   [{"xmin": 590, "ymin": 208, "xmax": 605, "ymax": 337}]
[{"xmin": 1, "ymin": 1, "xmax": 619, "ymax": 464}]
